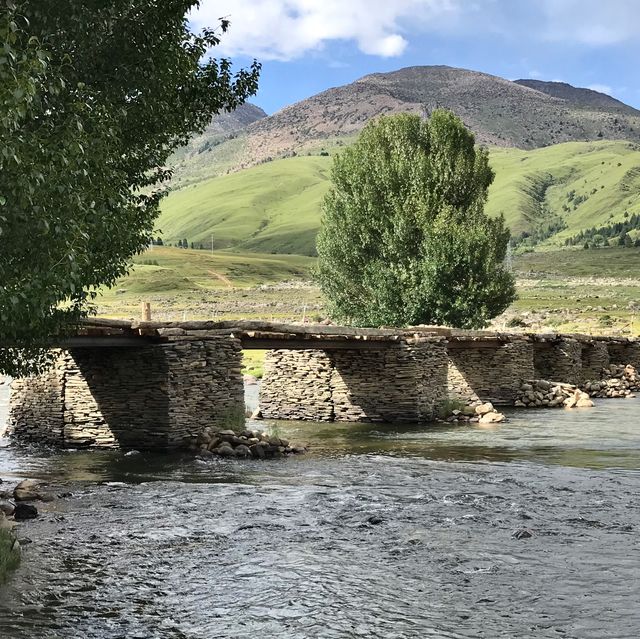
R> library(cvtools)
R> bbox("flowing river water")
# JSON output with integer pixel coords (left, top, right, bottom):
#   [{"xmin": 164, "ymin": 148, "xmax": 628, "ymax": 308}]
[{"xmin": 0, "ymin": 382, "xmax": 639, "ymax": 638}]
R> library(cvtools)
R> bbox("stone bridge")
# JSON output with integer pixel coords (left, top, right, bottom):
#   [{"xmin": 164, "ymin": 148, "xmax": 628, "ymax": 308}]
[{"xmin": 6, "ymin": 319, "xmax": 640, "ymax": 450}]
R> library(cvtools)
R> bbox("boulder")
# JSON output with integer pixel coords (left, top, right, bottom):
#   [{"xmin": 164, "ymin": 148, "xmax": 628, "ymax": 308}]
[
  {"xmin": 478, "ymin": 411, "xmax": 506, "ymax": 424},
  {"xmin": 512, "ymin": 528, "xmax": 533, "ymax": 540},
  {"xmin": 14, "ymin": 479, "xmax": 45, "ymax": 502},
  {"xmin": 234, "ymin": 444, "xmax": 251, "ymax": 458},
  {"xmin": 0, "ymin": 501, "xmax": 15, "ymax": 517},
  {"xmin": 475, "ymin": 402, "xmax": 494, "ymax": 416},
  {"xmin": 250, "ymin": 444, "xmax": 266, "ymax": 460},
  {"xmin": 207, "ymin": 437, "xmax": 222, "ymax": 451},
  {"xmin": 14, "ymin": 503, "xmax": 38, "ymax": 520}
]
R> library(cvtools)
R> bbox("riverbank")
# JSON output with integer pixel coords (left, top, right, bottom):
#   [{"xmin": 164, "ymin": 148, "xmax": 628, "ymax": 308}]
[
  {"xmin": 1, "ymin": 397, "xmax": 639, "ymax": 638},
  {"xmin": 0, "ymin": 528, "xmax": 20, "ymax": 582}
]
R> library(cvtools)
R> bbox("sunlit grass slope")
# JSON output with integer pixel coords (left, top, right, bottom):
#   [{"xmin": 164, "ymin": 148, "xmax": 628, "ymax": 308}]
[
  {"xmin": 158, "ymin": 141, "xmax": 640, "ymax": 256},
  {"xmin": 514, "ymin": 245, "xmax": 640, "ymax": 278},
  {"xmin": 100, "ymin": 246, "xmax": 315, "ymax": 298},
  {"xmin": 488, "ymin": 140, "xmax": 640, "ymax": 241},
  {"xmin": 158, "ymin": 156, "xmax": 331, "ymax": 256}
]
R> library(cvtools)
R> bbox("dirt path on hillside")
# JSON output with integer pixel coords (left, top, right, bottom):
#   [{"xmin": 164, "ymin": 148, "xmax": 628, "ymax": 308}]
[{"xmin": 208, "ymin": 270, "xmax": 233, "ymax": 288}]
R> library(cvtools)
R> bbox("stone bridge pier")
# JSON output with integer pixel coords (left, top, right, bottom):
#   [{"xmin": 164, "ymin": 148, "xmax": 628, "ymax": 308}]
[
  {"xmin": 532, "ymin": 338, "xmax": 583, "ymax": 385},
  {"xmin": 8, "ymin": 332, "xmax": 244, "ymax": 450},
  {"xmin": 607, "ymin": 340, "xmax": 640, "ymax": 369},
  {"xmin": 447, "ymin": 338, "xmax": 535, "ymax": 406},
  {"xmin": 259, "ymin": 338, "xmax": 449, "ymax": 423}
]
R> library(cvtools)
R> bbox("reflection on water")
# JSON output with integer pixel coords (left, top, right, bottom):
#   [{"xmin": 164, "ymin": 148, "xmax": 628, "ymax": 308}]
[{"xmin": 0, "ymin": 383, "xmax": 639, "ymax": 638}]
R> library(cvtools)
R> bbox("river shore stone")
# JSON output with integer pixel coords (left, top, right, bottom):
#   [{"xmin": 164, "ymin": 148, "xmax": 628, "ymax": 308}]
[
  {"xmin": 188, "ymin": 427, "xmax": 306, "ymax": 460},
  {"xmin": 583, "ymin": 364, "xmax": 640, "ymax": 398},
  {"xmin": 475, "ymin": 402, "xmax": 494, "ymax": 416},
  {"xmin": 513, "ymin": 528, "xmax": 533, "ymax": 539},
  {"xmin": 0, "ymin": 502, "xmax": 15, "ymax": 517},
  {"xmin": 516, "ymin": 380, "xmax": 595, "ymax": 410},
  {"xmin": 479, "ymin": 411, "xmax": 506, "ymax": 424},
  {"xmin": 13, "ymin": 479, "xmax": 45, "ymax": 502},
  {"xmin": 251, "ymin": 444, "xmax": 266, "ymax": 459},
  {"xmin": 234, "ymin": 444, "xmax": 251, "ymax": 458},
  {"xmin": 14, "ymin": 503, "xmax": 38, "ymax": 521}
]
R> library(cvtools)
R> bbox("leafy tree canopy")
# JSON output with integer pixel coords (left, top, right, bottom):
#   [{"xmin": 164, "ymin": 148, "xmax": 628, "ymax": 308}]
[
  {"xmin": 316, "ymin": 111, "xmax": 516, "ymax": 328},
  {"xmin": 0, "ymin": 1, "xmax": 259, "ymax": 375}
]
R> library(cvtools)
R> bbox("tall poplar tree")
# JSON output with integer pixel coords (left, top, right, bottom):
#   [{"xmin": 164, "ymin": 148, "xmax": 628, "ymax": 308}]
[{"xmin": 316, "ymin": 111, "xmax": 516, "ymax": 328}]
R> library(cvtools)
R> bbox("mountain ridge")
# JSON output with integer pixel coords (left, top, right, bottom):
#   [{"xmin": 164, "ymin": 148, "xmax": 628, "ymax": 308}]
[{"xmin": 168, "ymin": 65, "xmax": 640, "ymax": 188}]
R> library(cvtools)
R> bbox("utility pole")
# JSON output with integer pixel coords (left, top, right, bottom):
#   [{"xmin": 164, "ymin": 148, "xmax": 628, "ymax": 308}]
[{"xmin": 211, "ymin": 234, "xmax": 214, "ymax": 254}]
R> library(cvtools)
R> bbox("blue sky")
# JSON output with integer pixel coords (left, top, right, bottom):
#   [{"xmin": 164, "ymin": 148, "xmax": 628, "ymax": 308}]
[{"xmin": 192, "ymin": 0, "xmax": 640, "ymax": 114}]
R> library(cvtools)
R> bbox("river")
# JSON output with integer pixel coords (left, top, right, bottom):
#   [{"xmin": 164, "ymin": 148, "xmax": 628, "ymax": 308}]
[{"xmin": 0, "ymin": 382, "xmax": 639, "ymax": 638}]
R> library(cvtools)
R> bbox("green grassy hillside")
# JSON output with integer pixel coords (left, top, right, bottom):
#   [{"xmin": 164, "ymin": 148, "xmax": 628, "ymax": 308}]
[
  {"xmin": 158, "ymin": 156, "xmax": 331, "ymax": 255},
  {"xmin": 109, "ymin": 246, "xmax": 314, "ymax": 292},
  {"xmin": 158, "ymin": 140, "xmax": 640, "ymax": 256},
  {"xmin": 98, "ymin": 246, "xmax": 318, "ymax": 321},
  {"xmin": 489, "ymin": 141, "xmax": 640, "ymax": 243}
]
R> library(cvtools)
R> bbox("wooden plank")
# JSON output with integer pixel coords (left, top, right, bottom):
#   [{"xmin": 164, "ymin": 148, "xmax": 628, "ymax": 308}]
[
  {"xmin": 241, "ymin": 337, "xmax": 398, "ymax": 350},
  {"xmin": 233, "ymin": 330, "xmax": 400, "ymax": 342},
  {"xmin": 81, "ymin": 318, "xmax": 134, "ymax": 329},
  {"xmin": 447, "ymin": 339, "xmax": 509, "ymax": 349},
  {"xmin": 133, "ymin": 319, "xmax": 404, "ymax": 337},
  {"xmin": 55, "ymin": 336, "xmax": 160, "ymax": 349}
]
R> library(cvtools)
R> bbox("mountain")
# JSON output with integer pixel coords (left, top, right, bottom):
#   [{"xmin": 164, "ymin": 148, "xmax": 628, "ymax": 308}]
[
  {"xmin": 168, "ymin": 103, "xmax": 267, "ymax": 187},
  {"xmin": 514, "ymin": 80, "xmax": 637, "ymax": 113},
  {"xmin": 167, "ymin": 66, "xmax": 640, "ymax": 187},
  {"xmin": 158, "ymin": 140, "xmax": 640, "ymax": 256}
]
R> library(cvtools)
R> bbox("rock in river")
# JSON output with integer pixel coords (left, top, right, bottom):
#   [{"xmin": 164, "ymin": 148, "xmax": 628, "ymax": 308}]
[{"xmin": 14, "ymin": 503, "xmax": 38, "ymax": 521}]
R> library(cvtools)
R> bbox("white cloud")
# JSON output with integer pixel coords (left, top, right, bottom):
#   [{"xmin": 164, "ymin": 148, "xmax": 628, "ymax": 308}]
[
  {"xmin": 190, "ymin": 0, "xmax": 640, "ymax": 62},
  {"xmin": 587, "ymin": 83, "xmax": 613, "ymax": 95},
  {"xmin": 191, "ymin": 0, "xmax": 460, "ymax": 60}
]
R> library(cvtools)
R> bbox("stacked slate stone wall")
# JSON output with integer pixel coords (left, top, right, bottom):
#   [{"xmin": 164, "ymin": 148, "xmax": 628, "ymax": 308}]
[
  {"xmin": 447, "ymin": 340, "xmax": 535, "ymax": 405},
  {"xmin": 259, "ymin": 338, "xmax": 448, "ymax": 423},
  {"xmin": 160, "ymin": 332, "xmax": 244, "ymax": 447},
  {"xmin": 607, "ymin": 341, "xmax": 640, "ymax": 369},
  {"xmin": 9, "ymin": 332, "xmax": 243, "ymax": 450},
  {"xmin": 413, "ymin": 338, "xmax": 450, "ymax": 420},
  {"xmin": 9, "ymin": 354, "xmax": 65, "ymax": 446},
  {"xmin": 259, "ymin": 349, "xmax": 334, "ymax": 421},
  {"xmin": 579, "ymin": 341, "xmax": 610, "ymax": 382},
  {"xmin": 533, "ymin": 339, "xmax": 582, "ymax": 385}
]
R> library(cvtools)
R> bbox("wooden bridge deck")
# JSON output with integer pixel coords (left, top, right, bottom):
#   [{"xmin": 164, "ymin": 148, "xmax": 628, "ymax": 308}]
[{"xmin": 56, "ymin": 318, "xmax": 638, "ymax": 350}]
